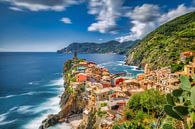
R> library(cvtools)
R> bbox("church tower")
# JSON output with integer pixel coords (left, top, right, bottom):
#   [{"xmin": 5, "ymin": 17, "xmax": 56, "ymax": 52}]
[
  {"xmin": 144, "ymin": 64, "xmax": 150, "ymax": 74},
  {"xmin": 73, "ymin": 51, "xmax": 78, "ymax": 60}
]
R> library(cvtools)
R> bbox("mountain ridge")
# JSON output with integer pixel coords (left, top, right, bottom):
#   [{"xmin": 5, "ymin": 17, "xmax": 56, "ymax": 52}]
[{"xmin": 57, "ymin": 40, "xmax": 139, "ymax": 55}]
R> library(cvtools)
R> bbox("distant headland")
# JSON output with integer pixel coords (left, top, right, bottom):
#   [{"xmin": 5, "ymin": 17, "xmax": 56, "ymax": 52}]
[{"xmin": 57, "ymin": 40, "xmax": 139, "ymax": 55}]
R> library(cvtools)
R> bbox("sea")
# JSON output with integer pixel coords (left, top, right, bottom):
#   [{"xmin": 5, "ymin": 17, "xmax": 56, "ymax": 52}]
[{"xmin": 0, "ymin": 52, "xmax": 143, "ymax": 129}]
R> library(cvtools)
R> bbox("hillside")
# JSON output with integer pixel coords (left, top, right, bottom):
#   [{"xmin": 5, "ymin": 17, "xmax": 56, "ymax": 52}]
[
  {"xmin": 57, "ymin": 40, "xmax": 139, "ymax": 55},
  {"xmin": 126, "ymin": 11, "xmax": 195, "ymax": 69}
]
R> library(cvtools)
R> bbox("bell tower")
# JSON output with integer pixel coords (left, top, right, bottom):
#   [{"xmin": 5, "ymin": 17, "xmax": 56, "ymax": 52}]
[
  {"xmin": 73, "ymin": 51, "xmax": 78, "ymax": 60},
  {"xmin": 144, "ymin": 64, "xmax": 150, "ymax": 74}
]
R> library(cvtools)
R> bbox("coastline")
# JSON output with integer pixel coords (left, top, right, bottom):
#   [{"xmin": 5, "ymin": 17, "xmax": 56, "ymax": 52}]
[
  {"xmin": 39, "ymin": 55, "xmax": 144, "ymax": 129},
  {"xmin": 23, "ymin": 77, "xmax": 69, "ymax": 129},
  {"xmin": 39, "ymin": 57, "xmax": 109, "ymax": 128}
]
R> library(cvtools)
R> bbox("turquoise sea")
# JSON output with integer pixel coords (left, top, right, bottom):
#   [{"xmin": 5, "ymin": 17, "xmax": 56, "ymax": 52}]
[{"xmin": 0, "ymin": 52, "xmax": 143, "ymax": 129}]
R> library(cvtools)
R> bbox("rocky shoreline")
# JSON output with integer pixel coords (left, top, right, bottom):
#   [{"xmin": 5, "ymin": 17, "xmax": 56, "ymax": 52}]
[
  {"xmin": 39, "ymin": 54, "xmax": 145, "ymax": 129},
  {"xmin": 39, "ymin": 57, "xmax": 96, "ymax": 129}
]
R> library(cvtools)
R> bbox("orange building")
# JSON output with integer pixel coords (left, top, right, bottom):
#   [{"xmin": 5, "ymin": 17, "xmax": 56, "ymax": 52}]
[
  {"xmin": 114, "ymin": 77, "xmax": 125, "ymax": 85},
  {"xmin": 137, "ymin": 73, "xmax": 145, "ymax": 81},
  {"xmin": 180, "ymin": 51, "xmax": 195, "ymax": 62},
  {"xmin": 76, "ymin": 73, "xmax": 88, "ymax": 82}
]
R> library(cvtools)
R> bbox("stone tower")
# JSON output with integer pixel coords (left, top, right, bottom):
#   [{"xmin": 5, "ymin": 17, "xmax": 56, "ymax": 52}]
[
  {"xmin": 73, "ymin": 51, "xmax": 78, "ymax": 60},
  {"xmin": 144, "ymin": 64, "xmax": 150, "ymax": 74}
]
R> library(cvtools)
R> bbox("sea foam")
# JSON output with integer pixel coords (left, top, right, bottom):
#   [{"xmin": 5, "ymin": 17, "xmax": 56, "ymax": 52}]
[
  {"xmin": 22, "ymin": 77, "xmax": 70, "ymax": 129},
  {"xmin": 0, "ymin": 91, "xmax": 56, "ymax": 99},
  {"xmin": 0, "ymin": 107, "xmax": 18, "ymax": 126}
]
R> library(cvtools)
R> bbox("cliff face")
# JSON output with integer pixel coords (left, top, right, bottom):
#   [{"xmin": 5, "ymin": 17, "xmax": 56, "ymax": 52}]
[
  {"xmin": 39, "ymin": 60, "xmax": 88, "ymax": 129},
  {"xmin": 78, "ymin": 108, "xmax": 97, "ymax": 129},
  {"xmin": 126, "ymin": 12, "xmax": 195, "ymax": 69}
]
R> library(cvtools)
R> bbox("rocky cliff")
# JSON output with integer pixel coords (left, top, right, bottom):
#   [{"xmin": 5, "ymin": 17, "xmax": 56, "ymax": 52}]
[{"xmin": 39, "ymin": 59, "xmax": 89, "ymax": 129}]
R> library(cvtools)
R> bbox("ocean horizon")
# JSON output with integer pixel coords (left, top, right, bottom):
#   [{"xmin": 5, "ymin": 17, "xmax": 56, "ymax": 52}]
[{"xmin": 0, "ymin": 52, "xmax": 143, "ymax": 129}]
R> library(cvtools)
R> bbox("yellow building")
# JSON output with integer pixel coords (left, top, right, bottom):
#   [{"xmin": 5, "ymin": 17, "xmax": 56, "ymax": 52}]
[{"xmin": 183, "ymin": 57, "xmax": 195, "ymax": 76}]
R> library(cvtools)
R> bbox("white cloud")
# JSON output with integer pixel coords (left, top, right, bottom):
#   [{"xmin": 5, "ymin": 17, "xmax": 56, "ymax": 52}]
[
  {"xmin": 2, "ymin": 0, "xmax": 195, "ymax": 42},
  {"xmin": 159, "ymin": 4, "xmax": 194, "ymax": 24},
  {"xmin": 60, "ymin": 17, "xmax": 72, "ymax": 24},
  {"xmin": 9, "ymin": 6, "xmax": 23, "ymax": 11},
  {"xmin": 117, "ymin": 4, "xmax": 160, "ymax": 42},
  {"xmin": 126, "ymin": 4, "xmax": 160, "ymax": 22},
  {"xmin": 87, "ymin": 0, "xmax": 125, "ymax": 33},
  {"xmin": 117, "ymin": 4, "xmax": 195, "ymax": 42},
  {"xmin": 2, "ymin": 0, "xmax": 83, "ymax": 11}
]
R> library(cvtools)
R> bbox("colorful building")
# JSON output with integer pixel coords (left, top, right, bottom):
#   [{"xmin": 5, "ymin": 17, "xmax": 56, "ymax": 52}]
[
  {"xmin": 114, "ymin": 77, "xmax": 125, "ymax": 86},
  {"xmin": 77, "ymin": 66, "xmax": 87, "ymax": 73},
  {"xmin": 180, "ymin": 51, "xmax": 195, "ymax": 62},
  {"xmin": 76, "ymin": 73, "xmax": 88, "ymax": 82},
  {"xmin": 178, "ymin": 57, "xmax": 195, "ymax": 76}
]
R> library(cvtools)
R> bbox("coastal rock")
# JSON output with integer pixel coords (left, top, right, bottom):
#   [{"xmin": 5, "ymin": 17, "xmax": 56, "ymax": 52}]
[
  {"xmin": 39, "ymin": 86, "xmax": 87, "ymax": 129},
  {"xmin": 39, "ymin": 114, "xmax": 60, "ymax": 129},
  {"xmin": 78, "ymin": 108, "xmax": 97, "ymax": 129},
  {"xmin": 39, "ymin": 59, "xmax": 95, "ymax": 129}
]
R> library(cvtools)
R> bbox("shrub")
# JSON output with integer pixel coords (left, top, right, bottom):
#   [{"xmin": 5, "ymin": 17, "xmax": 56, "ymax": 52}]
[
  {"xmin": 100, "ymin": 102, "xmax": 107, "ymax": 107},
  {"xmin": 171, "ymin": 63, "xmax": 184, "ymax": 73}
]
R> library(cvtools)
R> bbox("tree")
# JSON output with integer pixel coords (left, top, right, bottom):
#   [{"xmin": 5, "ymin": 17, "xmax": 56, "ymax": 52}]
[
  {"xmin": 128, "ymin": 89, "xmax": 166, "ymax": 116},
  {"xmin": 114, "ymin": 89, "xmax": 166, "ymax": 128}
]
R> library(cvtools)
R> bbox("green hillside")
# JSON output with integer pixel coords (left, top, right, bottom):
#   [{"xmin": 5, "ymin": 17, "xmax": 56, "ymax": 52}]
[
  {"xmin": 57, "ymin": 40, "xmax": 139, "ymax": 55},
  {"xmin": 126, "ymin": 12, "xmax": 195, "ymax": 69}
]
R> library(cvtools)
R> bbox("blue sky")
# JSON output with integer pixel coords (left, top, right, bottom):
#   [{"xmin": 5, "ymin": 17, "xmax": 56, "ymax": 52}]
[{"xmin": 0, "ymin": 0, "xmax": 194, "ymax": 52}]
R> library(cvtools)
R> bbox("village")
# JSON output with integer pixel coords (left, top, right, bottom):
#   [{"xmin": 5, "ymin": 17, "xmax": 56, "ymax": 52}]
[{"xmin": 64, "ymin": 51, "xmax": 195, "ymax": 129}]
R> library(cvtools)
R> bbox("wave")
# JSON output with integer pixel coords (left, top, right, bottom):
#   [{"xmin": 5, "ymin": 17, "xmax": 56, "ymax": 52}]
[
  {"xmin": 130, "ymin": 66, "xmax": 144, "ymax": 71},
  {"xmin": 16, "ymin": 106, "xmax": 34, "ymax": 114},
  {"xmin": 0, "ymin": 77, "xmax": 66, "ymax": 128},
  {"xmin": 22, "ymin": 77, "xmax": 67, "ymax": 129},
  {"xmin": 0, "ymin": 91, "xmax": 56, "ymax": 99},
  {"xmin": 0, "ymin": 113, "xmax": 7, "ymax": 123},
  {"xmin": 0, "ymin": 107, "xmax": 18, "ymax": 126},
  {"xmin": 0, "ymin": 92, "xmax": 35, "ymax": 99},
  {"xmin": 54, "ymin": 72, "xmax": 62, "ymax": 75},
  {"xmin": 0, "ymin": 119, "xmax": 17, "ymax": 126},
  {"xmin": 98, "ymin": 61, "xmax": 113, "ymax": 67},
  {"xmin": 28, "ymin": 81, "xmax": 39, "ymax": 85},
  {"xmin": 48, "ymin": 77, "xmax": 64, "ymax": 86},
  {"xmin": 22, "ymin": 96, "xmax": 62, "ymax": 129},
  {"xmin": 99, "ymin": 61, "xmax": 125, "ymax": 67},
  {"xmin": 48, "ymin": 123, "xmax": 71, "ymax": 129}
]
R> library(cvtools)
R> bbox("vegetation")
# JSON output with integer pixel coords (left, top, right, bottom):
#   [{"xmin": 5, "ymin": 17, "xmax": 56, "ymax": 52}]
[
  {"xmin": 160, "ymin": 116, "xmax": 178, "ymax": 129},
  {"xmin": 113, "ymin": 76, "xmax": 195, "ymax": 129},
  {"xmin": 164, "ymin": 75, "xmax": 195, "ymax": 129},
  {"xmin": 97, "ymin": 108, "xmax": 107, "ymax": 117},
  {"xmin": 70, "ymin": 76, "xmax": 76, "ymax": 82},
  {"xmin": 171, "ymin": 62, "xmax": 184, "ymax": 73},
  {"xmin": 113, "ymin": 89, "xmax": 166, "ymax": 128},
  {"xmin": 126, "ymin": 12, "xmax": 195, "ymax": 69},
  {"xmin": 100, "ymin": 102, "xmax": 107, "ymax": 107},
  {"xmin": 57, "ymin": 40, "xmax": 139, "ymax": 55},
  {"xmin": 67, "ymin": 86, "xmax": 74, "ymax": 93}
]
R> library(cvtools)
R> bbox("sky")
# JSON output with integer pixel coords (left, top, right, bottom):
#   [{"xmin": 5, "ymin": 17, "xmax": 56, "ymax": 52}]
[{"xmin": 0, "ymin": 0, "xmax": 194, "ymax": 52}]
